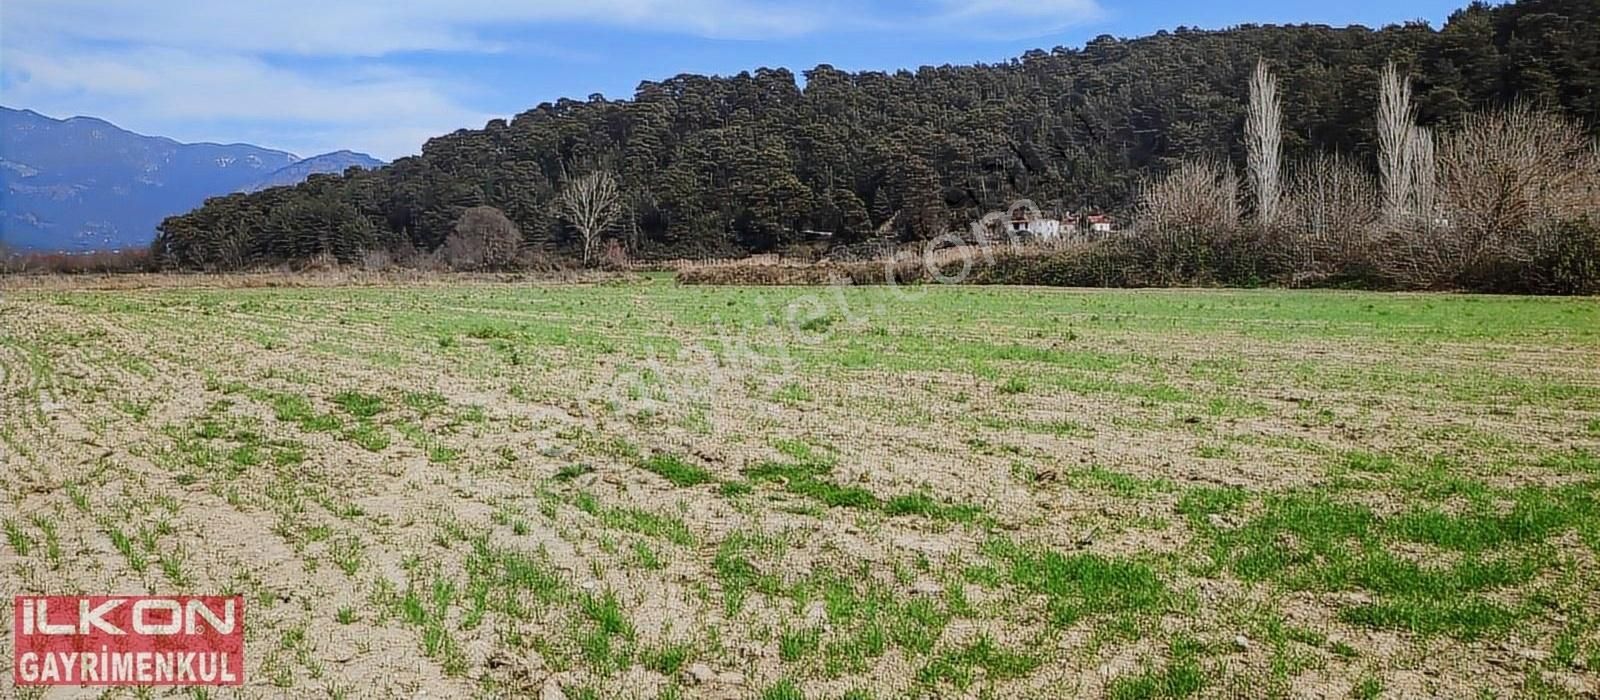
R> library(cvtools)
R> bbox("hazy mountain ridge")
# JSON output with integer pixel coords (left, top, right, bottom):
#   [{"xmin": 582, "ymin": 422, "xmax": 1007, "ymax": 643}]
[
  {"xmin": 0, "ymin": 107, "xmax": 379, "ymax": 251},
  {"xmin": 240, "ymin": 150, "xmax": 385, "ymax": 193}
]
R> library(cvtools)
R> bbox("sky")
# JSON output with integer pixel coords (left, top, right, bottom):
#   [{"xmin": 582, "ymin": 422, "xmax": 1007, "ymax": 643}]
[{"xmin": 1, "ymin": 0, "xmax": 1467, "ymax": 161}]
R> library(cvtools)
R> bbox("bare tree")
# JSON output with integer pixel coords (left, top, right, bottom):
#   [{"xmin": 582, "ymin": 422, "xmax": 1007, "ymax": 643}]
[
  {"xmin": 443, "ymin": 206, "xmax": 521, "ymax": 270},
  {"xmin": 1408, "ymin": 125, "xmax": 1437, "ymax": 228},
  {"xmin": 1137, "ymin": 160, "xmax": 1241, "ymax": 235},
  {"xmin": 1246, "ymin": 60, "xmax": 1284, "ymax": 227},
  {"xmin": 559, "ymin": 170, "xmax": 624, "ymax": 267},
  {"xmin": 1376, "ymin": 63, "xmax": 1416, "ymax": 226},
  {"xmin": 1437, "ymin": 105, "xmax": 1596, "ymax": 265},
  {"xmin": 1134, "ymin": 160, "xmax": 1242, "ymax": 282},
  {"xmin": 1283, "ymin": 153, "xmax": 1379, "ymax": 272}
]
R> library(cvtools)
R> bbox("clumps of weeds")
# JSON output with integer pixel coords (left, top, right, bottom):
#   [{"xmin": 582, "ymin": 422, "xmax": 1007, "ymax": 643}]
[
  {"xmin": 402, "ymin": 390, "xmax": 448, "ymax": 416},
  {"xmin": 719, "ymin": 481, "xmax": 754, "ymax": 497},
  {"xmin": 394, "ymin": 576, "xmax": 469, "ymax": 677},
  {"xmin": 998, "ymin": 377, "xmax": 1029, "ymax": 395},
  {"xmin": 983, "ymin": 537, "xmax": 1168, "ymax": 627},
  {"xmin": 746, "ymin": 460, "xmax": 878, "ymax": 510},
  {"xmin": 31, "ymin": 514, "xmax": 62, "ymax": 570},
  {"xmin": 1537, "ymin": 448, "xmax": 1600, "ymax": 474},
  {"xmin": 466, "ymin": 324, "xmax": 520, "ymax": 341},
  {"xmin": 638, "ymin": 453, "xmax": 717, "ymax": 487},
  {"xmin": 796, "ymin": 314, "xmax": 840, "ymax": 333},
  {"xmin": 761, "ymin": 679, "xmax": 806, "ymax": 700},
  {"xmin": 331, "ymin": 390, "xmax": 386, "ymax": 419},
  {"xmin": 343, "ymin": 422, "xmax": 391, "ymax": 452},
  {"xmin": 329, "ymin": 536, "xmax": 365, "ymax": 576},
  {"xmin": 3, "ymin": 518, "xmax": 33, "ymax": 556},
  {"xmin": 113, "ymin": 399, "xmax": 152, "ymax": 420},
  {"xmin": 554, "ymin": 463, "xmax": 595, "ymax": 482},
  {"xmin": 917, "ymin": 635, "xmax": 1043, "ymax": 690},
  {"xmin": 883, "ymin": 492, "xmax": 982, "ymax": 523},
  {"xmin": 106, "ymin": 524, "xmax": 145, "ymax": 573},
  {"xmin": 713, "ymin": 532, "xmax": 786, "ymax": 615},
  {"xmin": 269, "ymin": 393, "xmax": 342, "ymax": 432},
  {"xmin": 1104, "ymin": 647, "xmax": 1206, "ymax": 700},
  {"xmin": 642, "ymin": 641, "xmax": 693, "ymax": 675},
  {"xmin": 1199, "ymin": 487, "xmax": 1595, "ymax": 639},
  {"xmin": 743, "ymin": 441, "xmax": 984, "ymax": 523},
  {"xmin": 1175, "ymin": 485, "xmax": 1250, "ymax": 528},
  {"xmin": 772, "ymin": 383, "xmax": 813, "ymax": 405},
  {"xmin": 394, "ymin": 423, "xmax": 455, "ymax": 463},
  {"xmin": 575, "ymin": 590, "xmax": 636, "ymax": 673},
  {"xmin": 574, "ymin": 492, "xmax": 696, "ymax": 546},
  {"xmin": 979, "ymin": 415, "xmax": 1095, "ymax": 439},
  {"xmin": 1340, "ymin": 451, "xmax": 1399, "ymax": 473},
  {"xmin": 778, "ymin": 626, "xmax": 822, "ymax": 662}
]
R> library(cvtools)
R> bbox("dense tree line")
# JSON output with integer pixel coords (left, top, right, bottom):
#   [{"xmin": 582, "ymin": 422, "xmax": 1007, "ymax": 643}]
[{"xmin": 154, "ymin": 0, "xmax": 1600, "ymax": 270}]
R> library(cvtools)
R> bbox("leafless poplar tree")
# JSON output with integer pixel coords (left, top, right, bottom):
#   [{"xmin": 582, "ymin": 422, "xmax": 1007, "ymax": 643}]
[
  {"xmin": 1408, "ymin": 125, "xmax": 1437, "ymax": 229},
  {"xmin": 1377, "ymin": 63, "xmax": 1416, "ymax": 226},
  {"xmin": 559, "ymin": 170, "xmax": 623, "ymax": 267},
  {"xmin": 1246, "ymin": 60, "xmax": 1284, "ymax": 227}
]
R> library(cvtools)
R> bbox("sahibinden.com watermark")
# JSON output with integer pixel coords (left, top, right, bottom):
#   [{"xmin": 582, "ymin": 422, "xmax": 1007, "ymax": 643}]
[{"xmin": 12, "ymin": 596, "xmax": 245, "ymax": 687}]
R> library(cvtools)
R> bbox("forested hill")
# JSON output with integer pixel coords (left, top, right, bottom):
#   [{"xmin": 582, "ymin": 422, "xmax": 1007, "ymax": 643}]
[{"xmin": 155, "ymin": 0, "xmax": 1600, "ymax": 269}]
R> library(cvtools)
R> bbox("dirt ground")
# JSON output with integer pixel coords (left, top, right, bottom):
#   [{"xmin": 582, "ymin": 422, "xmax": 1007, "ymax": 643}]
[{"xmin": 1, "ymin": 279, "xmax": 1597, "ymax": 699}]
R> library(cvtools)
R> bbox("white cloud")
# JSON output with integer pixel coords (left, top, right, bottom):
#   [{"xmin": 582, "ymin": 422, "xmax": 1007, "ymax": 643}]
[
  {"xmin": 2, "ymin": 0, "xmax": 838, "ymax": 55},
  {"xmin": 936, "ymin": 0, "xmax": 1106, "ymax": 31},
  {"xmin": 0, "ymin": 0, "xmax": 1105, "ymax": 159},
  {"xmin": 2, "ymin": 44, "xmax": 494, "ymax": 159}
]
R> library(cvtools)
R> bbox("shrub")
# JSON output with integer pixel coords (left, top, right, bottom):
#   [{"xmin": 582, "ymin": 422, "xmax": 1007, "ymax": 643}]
[
  {"xmin": 1536, "ymin": 218, "xmax": 1600, "ymax": 295},
  {"xmin": 1, "ymin": 248, "xmax": 154, "ymax": 275},
  {"xmin": 442, "ymin": 206, "xmax": 521, "ymax": 271},
  {"xmin": 599, "ymin": 239, "xmax": 630, "ymax": 271}
]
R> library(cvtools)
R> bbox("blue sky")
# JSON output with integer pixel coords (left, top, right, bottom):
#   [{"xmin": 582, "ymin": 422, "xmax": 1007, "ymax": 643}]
[{"xmin": 2, "ymin": 0, "xmax": 1466, "ymax": 160}]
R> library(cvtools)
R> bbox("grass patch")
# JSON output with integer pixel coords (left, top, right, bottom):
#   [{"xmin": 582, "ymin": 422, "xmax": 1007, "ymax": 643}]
[
  {"xmin": 747, "ymin": 460, "xmax": 879, "ymax": 510},
  {"xmin": 1106, "ymin": 660, "xmax": 1205, "ymax": 700},
  {"xmin": 884, "ymin": 492, "xmax": 982, "ymax": 522},
  {"xmin": 344, "ymin": 422, "xmax": 391, "ymax": 452},
  {"xmin": 713, "ymin": 533, "xmax": 784, "ymax": 615},
  {"xmin": 639, "ymin": 453, "xmax": 716, "ymax": 487},
  {"xmin": 985, "ymin": 538, "xmax": 1166, "ymax": 627},
  {"xmin": 575, "ymin": 492, "xmax": 695, "ymax": 546},
  {"xmin": 331, "ymin": 390, "xmax": 386, "ymax": 418},
  {"xmin": 1176, "ymin": 485, "xmax": 1249, "ymax": 526},
  {"xmin": 746, "ymin": 459, "xmax": 984, "ymax": 522},
  {"xmin": 269, "ymin": 393, "xmax": 342, "ymax": 432},
  {"xmin": 761, "ymin": 679, "xmax": 806, "ymax": 700},
  {"xmin": 1205, "ymin": 489, "xmax": 1584, "ymax": 639},
  {"xmin": 1337, "ymin": 597, "xmax": 1522, "ymax": 639},
  {"xmin": 917, "ymin": 636, "xmax": 1042, "ymax": 689}
]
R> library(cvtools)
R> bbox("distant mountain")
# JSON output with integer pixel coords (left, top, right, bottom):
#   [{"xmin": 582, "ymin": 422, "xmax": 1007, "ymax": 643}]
[
  {"xmin": 240, "ymin": 150, "xmax": 384, "ymax": 194},
  {"xmin": 0, "ymin": 107, "xmax": 380, "ymax": 252}
]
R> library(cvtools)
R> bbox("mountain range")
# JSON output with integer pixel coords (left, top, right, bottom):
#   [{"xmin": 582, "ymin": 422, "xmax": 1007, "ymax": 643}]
[{"xmin": 0, "ymin": 107, "xmax": 382, "ymax": 251}]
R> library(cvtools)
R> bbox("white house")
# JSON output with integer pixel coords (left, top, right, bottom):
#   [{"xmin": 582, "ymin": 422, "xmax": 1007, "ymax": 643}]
[{"xmin": 1004, "ymin": 210, "xmax": 1073, "ymax": 241}]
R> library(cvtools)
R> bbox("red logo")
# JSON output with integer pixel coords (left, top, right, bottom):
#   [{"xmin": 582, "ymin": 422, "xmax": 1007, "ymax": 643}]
[{"xmin": 12, "ymin": 596, "xmax": 244, "ymax": 686}]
